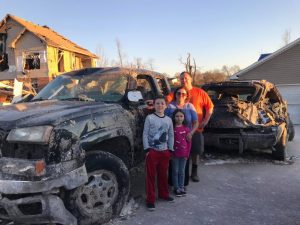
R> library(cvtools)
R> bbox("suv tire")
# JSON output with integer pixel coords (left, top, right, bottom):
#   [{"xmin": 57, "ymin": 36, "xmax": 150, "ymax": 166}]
[
  {"xmin": 288, "ymin": 118, "xmax": 295, "ymax": 141},
  {"xmin": 272, "ymin": 128, "xmax": 288, "ymax": 161}
]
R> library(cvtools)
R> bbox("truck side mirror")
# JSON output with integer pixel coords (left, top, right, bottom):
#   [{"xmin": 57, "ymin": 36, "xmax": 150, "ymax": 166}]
[{"xmin": 127, "ymin": 90, "xmax": 143, "ymax": 102}]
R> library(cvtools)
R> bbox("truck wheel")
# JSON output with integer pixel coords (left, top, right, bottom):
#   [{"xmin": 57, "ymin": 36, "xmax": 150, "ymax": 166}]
[
  {"xmin": 68, "ymin": 151, "xmax": 130, "ymax": 225},
  {"xmin": 288, "ymin": 119, "xmax": 295, "ymax": 141},
  {"xmin": 272, "ymin": 128, "xmax": 288, "ymax": 161}
]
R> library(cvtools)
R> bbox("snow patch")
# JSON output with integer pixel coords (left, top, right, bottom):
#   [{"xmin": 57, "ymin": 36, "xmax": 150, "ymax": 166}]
[
  {"xmin": 106, "ymin": 198, "xmax": 139, "ymax": 225},
  {"xmin": 204, "ymin": 159, "xmax": 244, "ymax": 165},
  {"xmin": 120, "ymin": 198, "xmax": 139, "ymax": 219}
]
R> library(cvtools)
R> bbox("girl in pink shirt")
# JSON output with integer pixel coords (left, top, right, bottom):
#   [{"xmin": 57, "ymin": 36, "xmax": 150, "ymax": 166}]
[{"xmin": 171, "ymin": 109, "xmax": 191, "ymax": 196}]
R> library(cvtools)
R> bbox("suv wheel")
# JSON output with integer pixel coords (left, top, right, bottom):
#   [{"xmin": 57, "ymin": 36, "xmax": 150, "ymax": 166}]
[
  {"xmin": 68, "ymin": 151, "xmax": 130, "ymax": 225},
  {"xmin": 288, "ymin": 118, "xmax": 295, "ymax": 141},
  {"xmin": 272, "ymin": 128, "xmax": 288, "ymax": 161}
]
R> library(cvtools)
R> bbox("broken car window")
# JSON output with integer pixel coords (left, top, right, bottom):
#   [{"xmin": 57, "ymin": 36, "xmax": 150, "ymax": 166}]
[
  {"xmin": 33, "ymin": 73, "xmax": 128, "ymax": 102},
  {"xmin": 206, "ymin": 87, "xmax": 256, "ymax": 102}
]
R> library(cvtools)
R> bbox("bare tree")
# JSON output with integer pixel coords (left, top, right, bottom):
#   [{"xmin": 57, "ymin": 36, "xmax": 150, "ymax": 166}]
[
  {"xmin": 282, "ymin": 29, "xmax": 291, "ymax": 46},
  {"xmin": 135, "ymin": 57, "xmax": 142, "ymax": 69},
  {"xmin": 222, "ymin": 65, "xmax": 240, "ymax": 77},
  {"xmin": 147, "ymin": 58, "xmax": 154, "ymax": 70},
  {"xmin": 202, "ymin": 70, "xmax": 226, "ymax": 84},
  {"xmin": 95, "ymin": 45, "xmax": 109, "ymax": 67},
  {"xmin": 179, "ymin": 53, "xmax": 197, "ymax": 85},
  {"xmin": 113, "ymin": 39, "xmax": 154, "ymax": 70},
  {"xmin": 222, "ymin": 65, "xmax": 230, "ymax": 77},
  {"xmin": 231, "ymin": 65, "xmax": 240, "ymax": 74},
  {"xmin": 116, "ymin": 38, "xmax": 123, "ymax": 67}
]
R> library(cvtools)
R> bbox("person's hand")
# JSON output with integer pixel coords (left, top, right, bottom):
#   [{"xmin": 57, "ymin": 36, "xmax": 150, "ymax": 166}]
[
  {"xmin": 186, "ymin": 132, "xmax": 193, "ymax": 142},
  {"xmin": 199, "ymin": 121, "xmax": 207, "ymax": 129},
  {"xmin": 144, "ymin": 148, "xmax": 151, "ymax": 157}
]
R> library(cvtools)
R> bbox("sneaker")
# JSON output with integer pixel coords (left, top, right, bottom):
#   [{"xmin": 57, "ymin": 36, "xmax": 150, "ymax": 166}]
[
  {"xmin": 146, "ymin": 202, "xmax": 155, "ymax": 211},
  {"xmin": 173, "ymin": 189, "xmax": 182, "ymax": 197},
  {"xmin": 180, "ymin": 190, "xmax": 187, "ymax": 196},
  {"xmin": 162, "ymin": 196, "xmax": 174, "ymax": 202}
]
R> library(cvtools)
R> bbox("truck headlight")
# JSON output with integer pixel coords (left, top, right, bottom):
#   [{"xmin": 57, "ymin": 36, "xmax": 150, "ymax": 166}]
[{"xmin": 7, "ymin": 126, "xmax": 53, "ymax": 144}]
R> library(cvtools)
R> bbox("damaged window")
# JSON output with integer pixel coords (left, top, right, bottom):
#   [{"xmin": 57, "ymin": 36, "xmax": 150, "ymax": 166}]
[
  {"xmin": 0, "ymin": 33, "xmax": 6, "ymax": 54},
  {"xmin": 0, "ymin": 34, "xmax": 8, "ymax": 71},
  {"xmin": 33, "ymin": 73, "xmax": 128, "ymax": 102},
  {"xmin": 156, "ymin": 78, "xmax": 169, "ymax": 96},
  {"xmin": 58, "ymin": 50, "xmax": 64, "ymax": 72},
  {"xmin": 137, "ymin": 78, "xmax": 153, "ymax": 100},
  {"xmin": 206, "ymin": 87, "xmax": 256, "ymax": 102},
  {"xmin": 0, "ymin": 53, "xmax": 8, "ymax": 72},
  {"xmin": 24, "ymin": 52, "xmax": 40, "ymax": 70},
  {"xmin": 136, "ymin": 74, "xmax": 158, "ymax": 100}
]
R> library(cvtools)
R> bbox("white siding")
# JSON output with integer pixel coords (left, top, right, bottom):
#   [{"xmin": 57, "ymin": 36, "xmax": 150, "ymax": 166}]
[
  {"xmin": 238, "ymin": 43, "xmax": 300, "ymax": 85},
  {"xmin": 276, "ymin": 84, "xmax": 300, "ymax": 124}
]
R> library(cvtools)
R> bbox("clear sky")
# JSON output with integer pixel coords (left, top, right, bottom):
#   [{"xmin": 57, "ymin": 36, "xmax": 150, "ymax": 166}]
[{"xmin": 1, "ymin": 0, "xmax": 300, "ymax": 76}]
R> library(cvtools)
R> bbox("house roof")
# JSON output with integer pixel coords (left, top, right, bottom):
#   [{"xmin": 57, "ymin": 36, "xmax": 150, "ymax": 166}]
[
  {"xmin": 0, "ymin": 14, "xmax": 98, "ymax": 58},
  {"xmin": 257, "ymin": 53, "xmax": 271, "ymax": 61},
  {"xmin": 232, "ymin": 37, "xmax": 300, "ymax": 78}
]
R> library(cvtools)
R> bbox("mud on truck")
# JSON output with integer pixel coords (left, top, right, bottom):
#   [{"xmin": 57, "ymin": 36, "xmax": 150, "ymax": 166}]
[{"xmin": 0, "ymin": 67, "xmax": 171, "ymax": 225}]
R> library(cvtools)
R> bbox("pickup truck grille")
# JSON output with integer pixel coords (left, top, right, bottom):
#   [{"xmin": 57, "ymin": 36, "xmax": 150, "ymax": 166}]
[
  {"xmin": 1, "ymin": 143, "xmax": 47, "ymax": 160},
  {"xmin": 0, "ymin": 129, "xmax": 47, "ymax": 160}
]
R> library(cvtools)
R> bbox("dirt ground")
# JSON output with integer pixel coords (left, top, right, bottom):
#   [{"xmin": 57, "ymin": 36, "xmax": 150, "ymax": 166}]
[{"xmin": 111, "ymin": 125, "xmax": 300, "ymax": 225}]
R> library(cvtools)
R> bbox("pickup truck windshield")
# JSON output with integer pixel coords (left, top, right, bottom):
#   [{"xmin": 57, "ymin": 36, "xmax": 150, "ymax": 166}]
[{"xmin": 33, "ymin": 73, "xmax": 128, "ymax": 102}]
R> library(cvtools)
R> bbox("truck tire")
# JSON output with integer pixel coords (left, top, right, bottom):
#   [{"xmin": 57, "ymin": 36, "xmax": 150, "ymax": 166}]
[
  {"xmin": 67, "ymin": 151, "xmax": 130, "ymax": 225},
  {"xmin": 288, "ymin": 118, "xmax": 295, "ymax": 141},
  {"xmin": 272, "ymin": 128, "xmax": 288, "ymax": 161}
]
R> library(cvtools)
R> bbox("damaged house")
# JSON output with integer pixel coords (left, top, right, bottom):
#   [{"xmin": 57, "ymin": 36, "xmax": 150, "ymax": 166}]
[{"xmin": 0, "ymin": 14, "xmax": 98, "ymax": 96}]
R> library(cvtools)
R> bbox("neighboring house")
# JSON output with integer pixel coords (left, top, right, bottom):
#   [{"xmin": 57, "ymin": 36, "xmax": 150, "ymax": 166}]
[
  {"xmin": 0, "ymin": 14, "xmax": 98, "ymax": 91},
  {"xmin": 232, "ymin": 38, "xmax": 300, "ymax": 124}
]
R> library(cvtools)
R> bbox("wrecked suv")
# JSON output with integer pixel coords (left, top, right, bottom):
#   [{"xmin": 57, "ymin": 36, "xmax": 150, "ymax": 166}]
[
  {"xmin": 202, "ymin": 80, "xmax": 295, "ymax": 160},
  {"xmin": 0, "ymin": 67, "xmax": 171, "ymax": 224}
]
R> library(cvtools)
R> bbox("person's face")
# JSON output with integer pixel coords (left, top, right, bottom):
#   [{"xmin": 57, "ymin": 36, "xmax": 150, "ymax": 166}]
[
  {"xmin": 154, "ymin": 98, "xmax": 166, "ymax": 114},
  {"xmin": 175, "ymin": 88, "xmax": 187, "ymax": 102},
  {"xmin": 180, "ymin": 73, "xmax": 192, "ymax": 87},
  {"xmin": 174, "ymin": 111, "xmax": 185, "ymax": 125}
]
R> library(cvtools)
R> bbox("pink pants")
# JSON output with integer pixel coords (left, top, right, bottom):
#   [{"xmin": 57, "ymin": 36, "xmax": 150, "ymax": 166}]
[{"xmin": 145, "ymin": 149, "xmax": 171, "ymax": 204}]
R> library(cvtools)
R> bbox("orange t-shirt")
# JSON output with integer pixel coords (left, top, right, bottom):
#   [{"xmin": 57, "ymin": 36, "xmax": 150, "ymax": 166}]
[
  {"xmin": 188, "ymin": 87, "xmax": 214, "ymax": 131},
  {"xmin": 166, "ymin": 87, "xmax": 214, "ymax": 132}
]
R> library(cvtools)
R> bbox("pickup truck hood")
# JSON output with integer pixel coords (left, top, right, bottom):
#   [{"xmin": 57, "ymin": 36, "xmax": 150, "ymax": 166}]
[{"xmin": 0, "ymin": 100, "xmax": 113, "ymax": 130}]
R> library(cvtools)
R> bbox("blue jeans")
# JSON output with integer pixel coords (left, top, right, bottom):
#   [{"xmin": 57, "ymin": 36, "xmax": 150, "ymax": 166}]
[{"xmin": 172, "ymin": 157, "xmax": 187, "ymax": 190}]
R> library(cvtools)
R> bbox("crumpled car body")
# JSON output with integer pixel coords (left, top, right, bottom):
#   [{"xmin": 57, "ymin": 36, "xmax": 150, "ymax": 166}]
[{"xmin": 202, "ymin": 80, "xmax": 294, "ymax": 160}]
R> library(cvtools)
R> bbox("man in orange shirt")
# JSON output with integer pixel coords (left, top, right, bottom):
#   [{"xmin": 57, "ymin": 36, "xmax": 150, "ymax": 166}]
[{"xmin": 176, "ymin": 71, "xmax": 214, "ymax": 182}]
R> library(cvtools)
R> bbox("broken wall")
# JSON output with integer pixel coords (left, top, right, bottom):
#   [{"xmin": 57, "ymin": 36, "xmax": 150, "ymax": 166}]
[
  {"xmin": 47, "ymin": 46, "xmax": 58, "ymax": 78},
  {"xmin": 0, "ymin": 17, "xmax": 24, "ymax": 79},
  {"xmin": 14, "ymin": 32, "xmax": 48, "ymax": 78}
]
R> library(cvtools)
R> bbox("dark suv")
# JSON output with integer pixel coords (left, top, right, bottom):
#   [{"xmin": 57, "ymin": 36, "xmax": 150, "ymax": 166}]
[
  {"xmin": 0, "ymin": 67, "xmax": 171, "ymax": 225},
  {"xmin": 202, "ymin": 80, "xmax": 295, "ymax": 160}
]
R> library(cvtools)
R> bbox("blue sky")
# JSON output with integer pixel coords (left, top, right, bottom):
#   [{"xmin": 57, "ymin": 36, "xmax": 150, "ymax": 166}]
[{"xmin": 1, "ymin": 0, "xmax": 300, "ymax": 76}]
